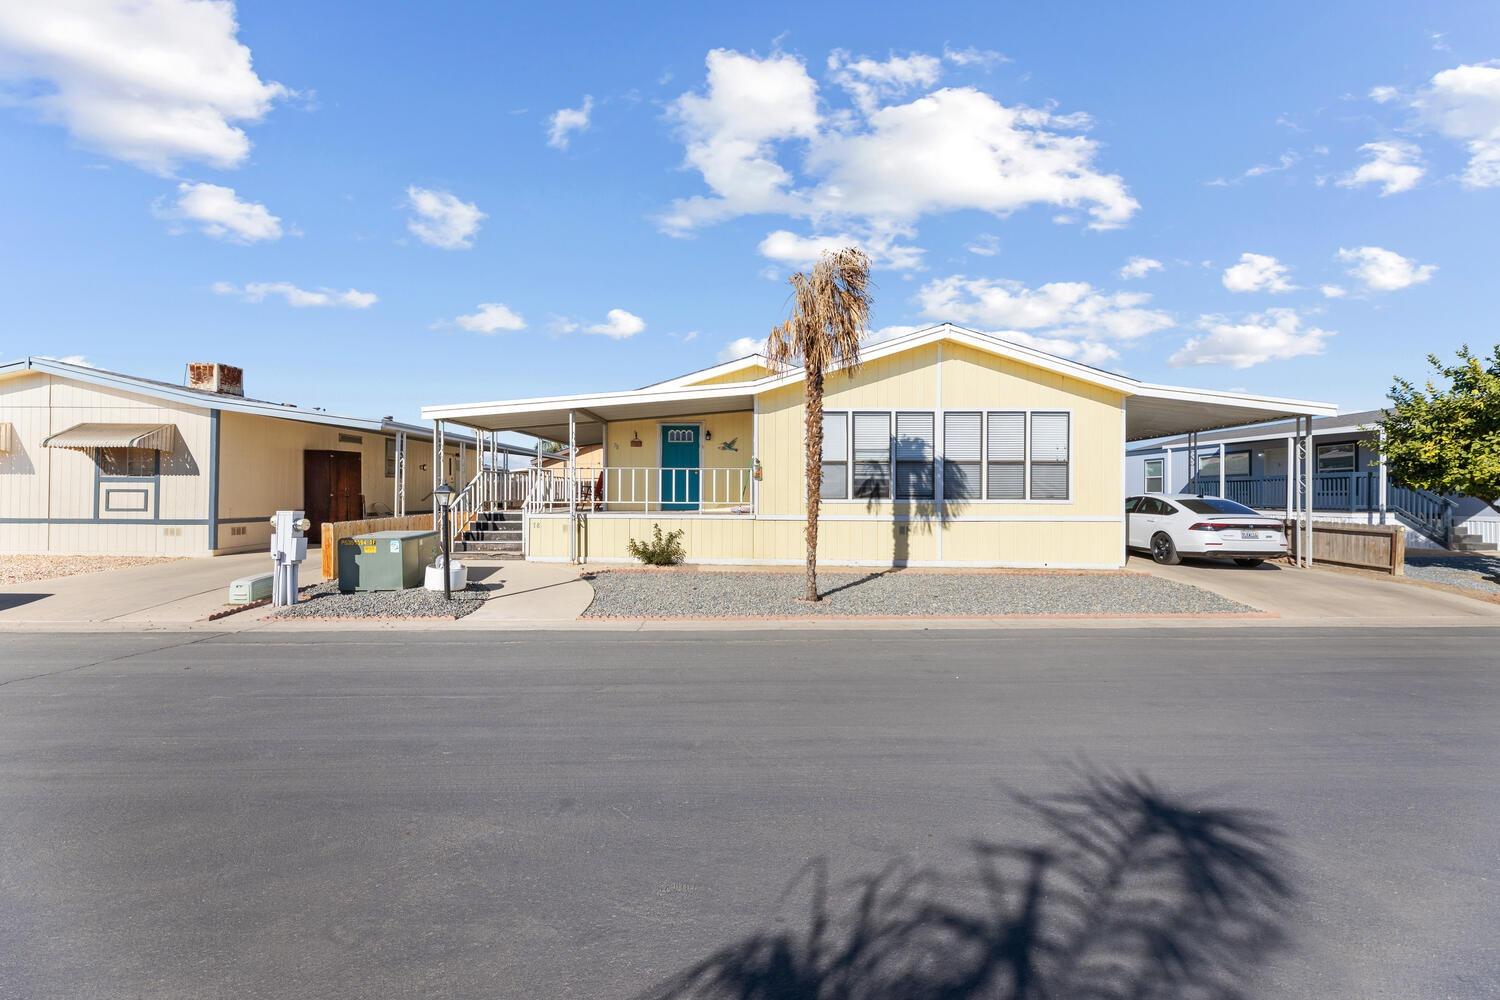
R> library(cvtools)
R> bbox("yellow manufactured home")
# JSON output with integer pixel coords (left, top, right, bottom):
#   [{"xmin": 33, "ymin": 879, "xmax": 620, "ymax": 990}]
[
  {"xmin": 423, "ymin": 325, "xmax": 1337, "ymax": 569},
  {"xmin": 0, "ymin": 358, "xmax": 526, "ymax": 556}
]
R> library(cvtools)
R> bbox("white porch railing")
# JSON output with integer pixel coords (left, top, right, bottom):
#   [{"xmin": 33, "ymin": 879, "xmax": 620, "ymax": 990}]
[
  {"xmin": 445, "ymin": 465, "xmax": 754, "ymax": 546},
  {"xmin": 596, "ymin": 466, "xmax": 753, "ymax": 512}
]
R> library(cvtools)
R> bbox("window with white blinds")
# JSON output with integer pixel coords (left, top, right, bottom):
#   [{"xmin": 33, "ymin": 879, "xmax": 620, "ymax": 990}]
[
  {"xmin": 943, "ymin": 412, "xmax": 982, "ymax": 499},
  {"xmin": 894, "ymin": 411, "xmax": 934, "ymax": 499},
  {"xmin": 986, "ymin": 412, "xmax": 1025, "ymax": 499},
  {"xmin": 820, "ymin": 411, "xmax": 849, "ymax": 499},
  {"xmin": 1029, "ymin": 412, "xmax": 1070, "ymax": 499},
  {"xmin": 852, "ymin": 412, "xmax": 891, "ymax": 499}
]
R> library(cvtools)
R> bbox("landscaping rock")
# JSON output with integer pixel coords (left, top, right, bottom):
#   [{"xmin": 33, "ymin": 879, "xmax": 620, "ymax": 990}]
[
  {"xmin": 580, "ymin": 569, "xmax": 1256, "ymax": 618},
  {"xmin": 268, "ymin": 580, "xmax": 491, "ymax": 620}
]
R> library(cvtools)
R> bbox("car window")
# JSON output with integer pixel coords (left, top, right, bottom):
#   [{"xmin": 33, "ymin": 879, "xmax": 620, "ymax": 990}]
[
  {"xmin": 1178, "ymin": 497, "xmax": 1258, "ymax": 515},
  {"xmin": 1126, "ymin": 496, "xmax": 1142, "ymax": 513},
  {"xmin": 1136, "ymin": 497, "xmax": 1162, "ymax": 516}
]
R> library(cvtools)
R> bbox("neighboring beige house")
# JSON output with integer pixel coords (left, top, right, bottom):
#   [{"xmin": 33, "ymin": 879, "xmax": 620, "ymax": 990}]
[
  {"xmin": 0, "ymin": 357, "xmax": 528, "ymax": 556},
  {"xmin": 422, "ymin": 324, "xmax": 1338, "ymax": 568}
]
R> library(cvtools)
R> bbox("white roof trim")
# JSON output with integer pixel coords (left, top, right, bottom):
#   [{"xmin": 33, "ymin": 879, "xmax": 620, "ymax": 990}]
[
  {"xmin": 0, "ymin": 356, "xmax": 530, "ymax": 448},
  {"xmin": 422, "ymin": 323, "xmax": 1337, "ymax": 424},
  {"xmin": 639, "ymin": 353, "xmax": 773, "ymax": 390}
]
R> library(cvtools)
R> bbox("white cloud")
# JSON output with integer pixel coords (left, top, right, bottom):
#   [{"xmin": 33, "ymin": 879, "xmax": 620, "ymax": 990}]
[
  {"xmin": 405, "ymin": 186, "xmax": 484, "ymax": 249},
  {"xmin": 1221, "ymin": 252, "xmax": 1295, "ymax": 294},
  {"xmin": 1337, "ymin": 245, "xmax": 1437, "ymax": 291},
  {"xmin": 659, "ymin": 49, "xmax": 1137, "ymax": 242},
  {"xmin": 585, "ymin": 308, "xmax": 646, "ymax": 339},
  {"xmin": 1369, "ymin": 85, "xmax": 1401, "ymax": 104},
  {"xmin": 917, "ymin": 275, "xmax": 1173, "ymax": 344},
  {"xmin": 1412, "ymin": 62, "xmax": 1500, "ymax": 188},
  {"xmin": 160, "ymin": 181, "xmax": 281, "ymax": 242},
  {"xmin": 0, "ymin": 0, "xmax": 286, "ymax": 173},
  {"xmin": 718, "ymin": 335, "xmax": 764, "ymax": 361},
  {"xmin": 213, "ymin": 281, "xmax": 376, "ymax": 309},
  {"xmin": 35, "ymin": 353, "xmax": 92, "ymax": 366},
  {"xmin": 757, "ymin": 229, "xmax": 924, "ymax": 271},
  {"xmin": 444, "ymin": 302, "xmax": 526, "ymax": 334},
  {"xmin": 1337, "ymin": 140, "xmax": 1425, "ymax": 195},
  {"xmin": 965, "ymin": 234, "xmax": 999, "ymax": 257},
  {"xmin": 827, "ymin": 50, "xmax": 942, "ymax": 113},
  {"xmin": 1119, "ymin": 256, "xmax": 1163, "ymax": 280},
  {"xmin": 941, "ymin": 46, "xmax": 1008, "ymax": 69},
  {"xmin": 1320, "ymin": 284, "xmax": 1347, "ymax": 298},
  {"xmin": 1208, "ymin": 151, "xmax": 1299, "ymax": 186},
  {"xmin": 547, "ymin": 95, "xmax": 593, "ymax": 150},
  {"xmin": 1169, "ymin": 309, "xmax": 1333, "ymax": 368}
]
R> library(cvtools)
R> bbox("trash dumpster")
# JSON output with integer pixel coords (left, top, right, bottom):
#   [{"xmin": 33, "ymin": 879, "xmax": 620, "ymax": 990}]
[{"xmin": 337, "ymin": 529, "xmax": 440, "ymax": 592}]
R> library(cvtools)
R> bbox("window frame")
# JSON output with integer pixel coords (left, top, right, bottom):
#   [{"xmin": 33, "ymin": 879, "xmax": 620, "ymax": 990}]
[
  {"xmin": 1027, "ymin": 411, "xmax": 1071, "ymax": 502},
  {"xmin": 819, "ymin": 410, "xmax": 850, "ymax": 500},
  {"xmin": 1143, "ymin": 457, "xmax": 1164, "ymax": 494},
  {"xmin": 1316, "ymin": 441, "xmax": 1357, "ymax": 473},
  {"xmin": 809, "ymin": 406, "xmax": 1077, "ymax": 505},
  {"xmin": 851, "ymin": 410, "xmax": 893, "ymax": 500},
  {"xmin": 893, "ymin": 411, "xmax": 935, "ymax": 500},
  {"xmin": 96, "ymin": 446, "xmax": 159, "ymax": 479}
]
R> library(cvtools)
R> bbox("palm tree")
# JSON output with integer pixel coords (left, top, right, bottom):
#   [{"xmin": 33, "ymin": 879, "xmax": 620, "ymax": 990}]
[{"xmin": 766, "ymin": 248, "xmax": 872, "ymax": 601}]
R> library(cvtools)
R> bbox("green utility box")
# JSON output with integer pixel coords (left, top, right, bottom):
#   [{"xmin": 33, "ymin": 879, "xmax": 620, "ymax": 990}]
[{"xmin": 337, "ymin": 529, "xmax": 440, "ymax": 592}]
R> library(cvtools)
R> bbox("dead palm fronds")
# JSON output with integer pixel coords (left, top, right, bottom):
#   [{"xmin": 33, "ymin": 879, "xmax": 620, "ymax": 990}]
[{"xmin": 765, "ymin": 248, "xmax": 872, "ymax": 601}]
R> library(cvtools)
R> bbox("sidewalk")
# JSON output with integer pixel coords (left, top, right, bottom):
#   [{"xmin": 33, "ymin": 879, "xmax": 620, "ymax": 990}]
[{"xmin": 6, "ymin": 553, "xmax": 1500, "ymax": 633}]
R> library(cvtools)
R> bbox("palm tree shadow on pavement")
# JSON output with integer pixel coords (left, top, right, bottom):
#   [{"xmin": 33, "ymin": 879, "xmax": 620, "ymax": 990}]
[{"xmin": 636, "ymin": 769, "xmax": 1295, "ymax": 1000}]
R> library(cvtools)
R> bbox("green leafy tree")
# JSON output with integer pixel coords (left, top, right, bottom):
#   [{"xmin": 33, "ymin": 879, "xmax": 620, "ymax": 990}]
[{"xmin": 1378, "ymin": 345, "xmax": 1500, "ymax": 512}]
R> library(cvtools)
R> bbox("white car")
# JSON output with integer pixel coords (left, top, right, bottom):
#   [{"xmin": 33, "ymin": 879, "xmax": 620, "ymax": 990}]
[{"xmin": 1126, "ymin": 493, "xmax": 1287, "ymax": 567}]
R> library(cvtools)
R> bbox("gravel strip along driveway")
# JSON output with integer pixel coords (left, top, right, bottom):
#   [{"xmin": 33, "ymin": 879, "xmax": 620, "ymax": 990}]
[
  {"xmin": 0, "ymin": 554, "xmax": 182, "ymax": 586},
  {"xmin": 581, "ymin": 570, "xmax": 1256, "ymax": 618},
  {"xmin": 1404, "ymin": 553, "xmax": 1500, "ymax": 596},
  {"xmin": 269, "ymin": 580, "xmax": 491, "ymax": 619}
]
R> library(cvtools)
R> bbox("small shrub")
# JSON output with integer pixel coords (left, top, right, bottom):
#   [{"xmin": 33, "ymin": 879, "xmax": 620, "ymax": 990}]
[{"xmin": 627, "ymin": 524, "xmax": 686, "ymax": 566}]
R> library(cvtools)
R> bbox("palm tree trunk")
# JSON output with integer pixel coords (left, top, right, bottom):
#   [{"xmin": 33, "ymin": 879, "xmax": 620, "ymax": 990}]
[{"xmin": 804, "ymin": 364, "xmax": 824, "ymax": 601}]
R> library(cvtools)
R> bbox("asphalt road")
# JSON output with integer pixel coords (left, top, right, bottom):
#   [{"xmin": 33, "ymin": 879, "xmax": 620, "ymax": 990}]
[{"xmin": 0, "ymin": 628, "xmax": 1495, "ymax": 999}]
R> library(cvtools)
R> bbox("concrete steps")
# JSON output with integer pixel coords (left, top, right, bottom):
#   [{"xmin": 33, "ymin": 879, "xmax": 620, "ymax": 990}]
[
  {"xmin": 456, "ymin": 510, "xmax": 523, "ymax": 557},
  {"xmin": 1450, "ymin": 531, "xmax": 1498, "ymax": 553}
]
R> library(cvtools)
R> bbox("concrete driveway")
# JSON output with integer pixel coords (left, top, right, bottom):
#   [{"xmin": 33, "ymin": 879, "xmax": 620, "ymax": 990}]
[
  {"xmin": 1128, "ymin": 552, "xmax": 1500, "ymax": 626},
  {"xmin": 0, "ymin": 551, "xmax": 286, "ymax": 626}
]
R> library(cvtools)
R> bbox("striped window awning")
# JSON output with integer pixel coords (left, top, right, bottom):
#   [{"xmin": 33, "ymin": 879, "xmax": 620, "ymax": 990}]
[{"xmin": 42, "ymin": 423, "xmax": 176, "ymax": 451}]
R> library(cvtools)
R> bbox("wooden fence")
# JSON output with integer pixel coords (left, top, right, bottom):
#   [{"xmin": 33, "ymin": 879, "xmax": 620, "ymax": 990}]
[
  {"xmin": 320, "ymin": 513, "xmax": 435, "ymax": 579},
  {"xmin": 1286, "ymin": 519, "xmax": 1405, "ymax": 576}
]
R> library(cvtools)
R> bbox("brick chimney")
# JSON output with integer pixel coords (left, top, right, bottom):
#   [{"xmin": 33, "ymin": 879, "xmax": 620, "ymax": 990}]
[{"xmin": 186, "ymin": 362, "xmax": 245, "ymax": 397}]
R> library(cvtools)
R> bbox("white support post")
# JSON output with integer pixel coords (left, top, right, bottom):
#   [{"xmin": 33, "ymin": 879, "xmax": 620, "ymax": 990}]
[
  {"xmin": 395, "ymin": 430, "xmax": 407, "ymax": 517},
  {"xmin": 1164, "ymin": 447, "xmax": 1172, "ymax": 495},
  {"xmin": 1304, "ymin": 416, "xmax": 1315, "ymax": 567},
  {"xmin": 1377, "ymin": 427, "xmax": 1388, "ymax": 522},
  {"xmin": 567, "ymin": 410, "xmax": 577, "ymax": 563},
  {"xmin": 1218, "ymin": 441, "xmax": 1226, "ymax": 499},
  {"xmin": 1284, "ymin": 434, "xmax": 1294, "ymax": 523},
  {"xmin": 432, "ymin": 420, "xmax": 443, "ymax": 508}
]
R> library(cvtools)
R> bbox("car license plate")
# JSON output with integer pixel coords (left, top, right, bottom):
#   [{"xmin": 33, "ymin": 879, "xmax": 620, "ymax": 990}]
[{"xmin": 1240, "ymin": 530, "xmax": 1271, "ymax": 540}]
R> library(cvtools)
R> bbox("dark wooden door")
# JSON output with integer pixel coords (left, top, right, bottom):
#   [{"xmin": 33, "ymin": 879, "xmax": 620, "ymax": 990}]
[{"xmin": 304, "ymin": 450, "xmax": 363, "ymax": 542}]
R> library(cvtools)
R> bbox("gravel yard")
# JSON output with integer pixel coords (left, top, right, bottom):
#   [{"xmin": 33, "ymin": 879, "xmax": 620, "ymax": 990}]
[
  {"xmin": 0, "ymin": 554, "xmax": 182, "ymax": 587},
  {"xmin": 1404, "ymin": 552, "xmax": 1500, "ymax": 597},
  {"xmin": 581, "ymin": 569, "xmax": 1257, "ymax": 618},
  {"xmin": 268, "ymin": 580, "xmax": 492, "ymax": 620}
]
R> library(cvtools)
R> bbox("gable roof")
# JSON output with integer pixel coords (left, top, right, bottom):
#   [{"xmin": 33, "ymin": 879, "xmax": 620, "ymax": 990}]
[
  {"xmin": 421, "ymin": 323, "xmax": 1338, "ymax": 443},
  {"xmin": 0, "ymin": 356, "xmax": 524, "ymax": 449}
]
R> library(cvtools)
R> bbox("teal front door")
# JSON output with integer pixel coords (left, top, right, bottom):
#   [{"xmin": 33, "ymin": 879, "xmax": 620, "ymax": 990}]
[{"xmin": 659, "ymin": 424, "xmax": 701, "ymax": 510}]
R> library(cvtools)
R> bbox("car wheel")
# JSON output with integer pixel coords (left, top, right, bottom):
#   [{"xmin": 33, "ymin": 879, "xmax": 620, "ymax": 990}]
[
  {"xmin": 1150, "ymin": 532, "xmax": 1181, "ymax": 565},
  {"xmin": 1233, "ymin": 558, "xmax": 1264, "ymax": 568}
]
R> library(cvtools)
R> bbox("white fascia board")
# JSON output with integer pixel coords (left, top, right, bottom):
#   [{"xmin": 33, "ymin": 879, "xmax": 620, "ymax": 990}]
[
  {"xmin": 422, "ymin": 321, "xmax": 1336, "ymax": 422},
  {"xmin": 10, "ymin": 357, "xmax": 466, "ymax": 439},
  {"xmin": 639, "ymin": 353, "xmax": 774, "ymax": 390}
]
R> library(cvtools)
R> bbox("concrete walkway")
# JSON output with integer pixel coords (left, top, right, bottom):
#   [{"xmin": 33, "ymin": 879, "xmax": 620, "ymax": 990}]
[{"xmin": 0, "ymin": 551, "xmax": 282, "ymax": 627}]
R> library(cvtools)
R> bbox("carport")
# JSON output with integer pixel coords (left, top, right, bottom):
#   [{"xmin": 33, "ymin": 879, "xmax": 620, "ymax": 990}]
[{"xmin": 1126, "ymin": 388, "xmax": 1339, "ymax": 567}]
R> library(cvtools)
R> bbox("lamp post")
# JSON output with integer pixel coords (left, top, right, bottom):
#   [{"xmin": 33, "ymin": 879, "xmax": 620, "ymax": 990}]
[{"xmin": 433, "ymin": 481, "xmax": 454, "ymax": 601}]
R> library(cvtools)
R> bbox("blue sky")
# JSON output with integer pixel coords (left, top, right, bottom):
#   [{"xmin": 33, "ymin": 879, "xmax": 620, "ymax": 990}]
[{"xmin": 2, "ymin": 1, "xmax": 1498, "ymax": 431}]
